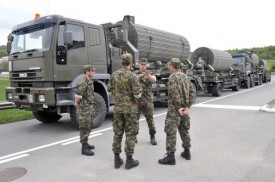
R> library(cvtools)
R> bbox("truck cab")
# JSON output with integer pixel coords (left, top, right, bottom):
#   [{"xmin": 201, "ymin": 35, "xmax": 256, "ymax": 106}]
[{"xmin": 6, "ymin": 15, "xmax": 117, "ymax": 128}]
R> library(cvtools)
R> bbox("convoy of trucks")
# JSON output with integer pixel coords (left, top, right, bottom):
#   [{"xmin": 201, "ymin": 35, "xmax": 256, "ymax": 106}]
[
  {"xmin": 191, "ymin": 47, "xmax": 239, "ymax": 96},
  {"xmin": 4, "ymin": 14, "xmax": 272, "ymax": 128}
]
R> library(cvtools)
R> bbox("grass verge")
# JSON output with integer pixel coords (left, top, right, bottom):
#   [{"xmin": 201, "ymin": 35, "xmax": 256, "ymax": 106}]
[
  {"xmin": 0, "ymin": 109, "xmax": 34, "ymax": 124},
  {"xmin": 0, "ymin": 78, "xmax": 34, "ymax": 124}
]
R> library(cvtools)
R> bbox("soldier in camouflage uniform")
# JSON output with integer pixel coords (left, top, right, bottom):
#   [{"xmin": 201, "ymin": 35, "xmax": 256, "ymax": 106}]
[
  {"xmin": 159, "ymin": 58, "xmax": 196, "ymax": 165},
  {"xmin": 134, "ymin": 58, "xmax": 157, "ymax": 145},
  {"xmin": 107, "ymin": 53, "xmax": 142, "ymax": 170},
  {"xmin": 74, "ymin": 65, "xmax": 96, "ymax": 156}
]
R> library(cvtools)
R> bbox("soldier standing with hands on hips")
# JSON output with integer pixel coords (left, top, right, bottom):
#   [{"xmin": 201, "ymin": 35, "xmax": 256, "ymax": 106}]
[
  {"xmin": 134, "ymin": 58, "xmax": 157, "ymax": 145},
  {"xmin": 158, "ymin": 58, "xmax": 196, "ymax": 165},
  {"xmin": 107, "ymin": 53, "xmax": 142, "ymax": 170},
  {"xmin": 74, "ymin": 65, "xmax": 96, "ymax": 156}
]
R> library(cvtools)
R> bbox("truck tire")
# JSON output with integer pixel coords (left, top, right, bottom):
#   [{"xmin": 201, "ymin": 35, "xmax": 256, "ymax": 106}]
[
  {"xmin": 259, "ymin": 76, "xmax": 262, "ymax": 85},
  {"xmin": 191, "ymin": 82, "xmax": 197, "ymax": 102},
  {"xmin": 244, "ymin": 77, "xmax": 250, "ymax": 88},
  {"xmin": 250, "ymin": 76, "xmax": 255, "ymax": 87},
  {"xmin": 92, "ymin": 93, "xmax": 107, "ymax": 128},
  {"xmin": 70, "ymin": 93, "xmax": 107, "ymax": 129},
  {"xmin": 70, "ymin": 106, "xmax": 78, "ymax": 128},
  {"xmin": 212, "ymin": 83, "xmax": 222, "ymax": 97},
  {"xmin": 232, "ymin": 81, "xmax": 240, "ymax": 91},
  {"xmin": 263, "ymin": 75, "xmax": 267, "ymax": 83},
  {"xmin": 33, "ymin": 111, "xmax": 61, "ymax": 123}
]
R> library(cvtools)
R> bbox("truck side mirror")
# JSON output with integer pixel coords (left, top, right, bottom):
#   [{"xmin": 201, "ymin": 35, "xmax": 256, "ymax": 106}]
[
  {"xmin": 7, "ymin": 34, "xmax": 14, "ymax": 42},
  {"xmin": 64, "ymin": 31, "xmax": 73, "ymax": 48},
  {"xmin": 7, "ymin": 34, "xmax": 14, "ymax": 55},
  {"xmin": 7, "ymin": 42, "xmax": 12, "ymax": 55}
]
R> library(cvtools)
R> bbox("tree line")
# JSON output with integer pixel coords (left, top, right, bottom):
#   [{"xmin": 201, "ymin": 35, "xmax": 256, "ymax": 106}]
[{"xmin": 227, "ymin": 45, "xmax": 275, "ymax": 60}]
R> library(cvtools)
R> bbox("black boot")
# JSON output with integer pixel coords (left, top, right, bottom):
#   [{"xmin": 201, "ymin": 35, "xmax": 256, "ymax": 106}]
[
  {"xmin": 114, "ymin": 153, "xmax": 123, "ymax": 169},
  {"xmin": 81, "ymin": 143, "xmax": 94, "ymax": 156},
  {"xmin": 158, "ymin": 152, "xmax": 175, "ymax": 165},
  {"xmin": 150, "ymin": 135, "xmax": 157, "ymax": 145},
  {"xmin": 125, "ymin": 155, "xmax": 139, "ymax": 170},
  {"xmin": 181, "ymin": 147, "xmax": 191, "ymax": 160},
  {"xmin": 87, "ymin": 143, "xmax": 95, "ymax": 150}
]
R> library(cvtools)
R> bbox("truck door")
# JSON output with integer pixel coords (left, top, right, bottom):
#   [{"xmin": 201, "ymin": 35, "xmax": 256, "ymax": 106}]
[{"xmin": 54, "ymin": 23, "xmax": 88, "ymax": 81}]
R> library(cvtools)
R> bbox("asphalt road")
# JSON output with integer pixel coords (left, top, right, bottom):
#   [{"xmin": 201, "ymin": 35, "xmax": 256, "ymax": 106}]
[{"xmin": 0, "ymin": 77, "xmax": 275, "ymax": 182}]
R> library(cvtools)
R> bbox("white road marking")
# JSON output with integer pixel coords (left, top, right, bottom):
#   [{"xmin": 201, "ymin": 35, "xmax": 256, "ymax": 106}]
[
  {"xmin": 0, "ymin": 154, "xmax": 29, "ymax": 164},
  {"xmin": 196, "ymin": 85, "xmax": 266, "ymax": 105},
  {"xmin": 61, "ymin": 133, "xmax": 102, "ymax": 145},
  {"xmin": 0, "ymin": 127, "xmax": 113, "ymax": 162},
  {"xmin": 193, "ymin": 103, "xmax": 260, "ymax": 111}
]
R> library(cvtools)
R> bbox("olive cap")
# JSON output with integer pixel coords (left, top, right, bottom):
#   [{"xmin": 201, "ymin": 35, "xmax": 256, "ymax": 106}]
[
  {"xmin": 121, "ymin": 53, "xmax": 133, "ymax": 64},
  {"xmin": 140, "ymin": 58, "xmax": 148, "ymax": 65},
  {"xmin": 168, "ymin": 58, "xmax": 181, "ymax": 69},
  {"xmin": 83, "ymin": 65, "xmax": 96, "ymax": 72}
]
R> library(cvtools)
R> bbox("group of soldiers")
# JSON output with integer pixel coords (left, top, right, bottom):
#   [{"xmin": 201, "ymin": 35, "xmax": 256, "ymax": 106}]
[{"xmin": 74, "ymin": 53, "xmax": 196, "ymax": 170}]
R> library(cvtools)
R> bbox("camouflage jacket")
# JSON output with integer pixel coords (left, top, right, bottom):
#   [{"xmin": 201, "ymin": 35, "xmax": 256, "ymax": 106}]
[
  {"xmin": 107, "ymin": 68, "xmax": 142, "ymax": 113},
  {"xmin": 134, "ymin": 70, "xmax": 155, "ymax": 100},
  {"xmin": 167, "ymin": 71, "xmax": 195, "ymax": 114},
  {"xmin": 76, "ymin": 76, "xmax": 94, "ymax": 108}
]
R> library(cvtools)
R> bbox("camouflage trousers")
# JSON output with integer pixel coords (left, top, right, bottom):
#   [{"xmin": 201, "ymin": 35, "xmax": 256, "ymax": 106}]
[
  {"xmin": 138, "ymin": 100, "xmax": 156, "ymax": 135},
  {"xmin": 77, "ymin": 106, "xmax": 94, "ymax": 143},
  {"xmin": 164, "ymin": 114, "xmax": 191, "ymax": 153},
  {"xmin": 112, "ymin": 112, "xmax": 139, "ymax": 155}
]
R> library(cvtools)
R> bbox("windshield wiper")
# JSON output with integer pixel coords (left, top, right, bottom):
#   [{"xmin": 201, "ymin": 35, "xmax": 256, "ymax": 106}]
[
  {"xmin": 10, "ymin": 51, "xmax": 22, "ymax": 55},
  {"xmin": 22, "ymin": 49, "xmax": 38, "ymax": 53}
]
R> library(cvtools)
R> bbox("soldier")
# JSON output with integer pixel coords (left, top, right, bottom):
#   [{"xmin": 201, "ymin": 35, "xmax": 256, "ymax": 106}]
[
  {"xmin": 107, "ymin": 53, "xmax": 142, "ymax": 170},
  {"xmin": 158, "ymin": 58, "xmax": 196, "ymax": 165},
  {"xmin": 134, "ymin": 58, "xmax": 157, "ymax": 145},
  {"xmin": 74, "ymin": 65, "xmax": 96, "ymax": 156}
]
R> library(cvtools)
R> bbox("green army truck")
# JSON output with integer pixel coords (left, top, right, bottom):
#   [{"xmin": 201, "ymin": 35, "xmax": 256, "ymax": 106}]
[
  {"xmin": 259, "ymin": 59, "xmax": 271, "ymax": 83},
  {"xmin": 191, "ymin": 47, "xmax": 240, "ymax": 97},
  {"xmin": 231, "ymin": 51, "xmax": 262, "ymax": 88},
  {"xmin": 5, "ymin": 14, "xmax": 198, "ymax": 128}
]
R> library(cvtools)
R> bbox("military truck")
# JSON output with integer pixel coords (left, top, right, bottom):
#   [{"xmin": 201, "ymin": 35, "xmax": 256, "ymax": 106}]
[
  {"xmin": 191, "ymin": 47, "xmax": 239, "ymax": 97},
  {"xmin": 5, "ymin": 14, "xmax": 196, "ymax": 128},
  {"xmin": 231, "ymin": 51, "xmax": 262, "ymax": 88},
  {"xmin": 259, "ymin": 59, "xmax": 271, "ymax": 83}
]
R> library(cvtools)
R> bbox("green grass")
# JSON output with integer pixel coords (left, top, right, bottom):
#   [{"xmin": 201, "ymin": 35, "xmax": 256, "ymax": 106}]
[
  {"xmin": 0, "ymin": 78, "xmax": 9, "ymax": 101},
  {"xmin": 266, "ymin": 59, "xmax": 275, "ymax": 72},
  {"xmin": 0, "ymin": 109, "xmax": 34, "ymax": 124},
  {"xmin": 0, "ymin": 78, "xmax": 34, "ymax": 124}
]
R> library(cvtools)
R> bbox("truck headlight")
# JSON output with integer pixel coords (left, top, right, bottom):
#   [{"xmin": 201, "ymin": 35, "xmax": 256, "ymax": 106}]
[
  {"xmin": 38, "ymin": 95, "xmax": 45, "ymax": 102},
  {"xmin": 7, "ymin": 93, "xmax": 13, "ymax": 100}
]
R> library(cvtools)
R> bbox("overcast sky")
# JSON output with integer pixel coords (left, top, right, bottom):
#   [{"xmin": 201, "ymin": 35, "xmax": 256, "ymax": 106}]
[{"xmin": 0, "ymin": 0, "xmax": 274, "ymax": 51}]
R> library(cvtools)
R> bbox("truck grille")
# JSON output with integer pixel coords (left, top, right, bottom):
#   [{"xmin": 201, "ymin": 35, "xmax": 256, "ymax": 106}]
[{"xmin": 11, "ymin": 70, "xmax": 38, "ymax": 80}]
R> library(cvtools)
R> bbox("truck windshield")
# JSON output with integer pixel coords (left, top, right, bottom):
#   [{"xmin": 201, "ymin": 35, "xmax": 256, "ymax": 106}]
[
  {"xmin": 10, "ymin": 23, "xmax": 54, "ymax": 55},
  {"xmin": 232, "ymin": 57, "xmax": 245, "ymax": 65}
]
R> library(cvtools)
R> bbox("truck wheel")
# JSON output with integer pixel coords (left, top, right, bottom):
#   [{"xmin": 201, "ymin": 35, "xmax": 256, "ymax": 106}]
[
  {"xmin": 212, "ymin": 83, "xmax": 222, "ymax": 97},
  {"xmin": 191, "ymin": 82, "xmax": 197, "ymax": 102},
  {"xmin": 263, "ymin": 75, "xmax": 267, "ymax": 83},
  {"xmin": 259, "ymin": 76, "xmax": 262, "ymax": 85},
  {"xmin": 232, "ymin": 81, "xmax": 240, "ymax": 91},
  {"xmin": 70, "ymin": 93, "xmax": 107, "ymax": 129},
  {"xmin": 244, "ymin": 77, "xmax": 250, "ymax": 88},
  {"xmin": 92, "ymin": 93, "xmax": 107, "ymax": 129},
  {"xmin": 33, "ymin": 111, "xmax": 62, "ymax": 123},
  {"xmin": 250, "ymin": 76, "xmax": 255, "ymax": 87},
  {"xmin": 70, "ymin": 106, "xmax": 78, "ymax": 128}
]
